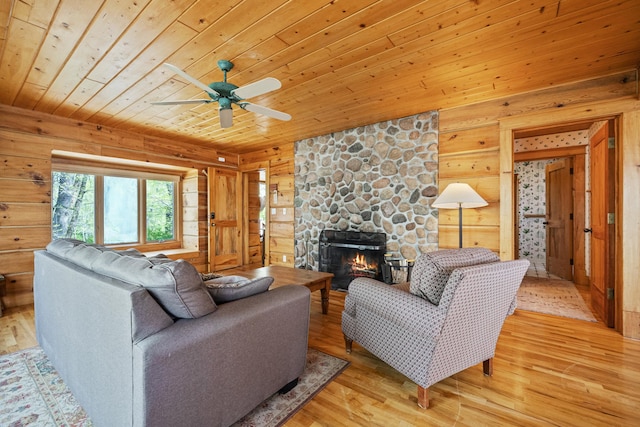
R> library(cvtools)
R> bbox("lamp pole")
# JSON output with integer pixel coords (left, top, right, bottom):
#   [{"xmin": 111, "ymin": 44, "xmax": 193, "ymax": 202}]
[
  {"xmin": 432, "ymin": 182, "xmax": 488, "ymax": 250},
  {"xmin": 458, "ymin": 203, "xmax": 463, "ymax": 248}
]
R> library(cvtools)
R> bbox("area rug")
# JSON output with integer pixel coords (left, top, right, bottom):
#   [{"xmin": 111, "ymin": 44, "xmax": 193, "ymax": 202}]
[
  {"xmin": 0, "ymin": 347, "xmax": 349, "ymax": 427},
  {"xmin": 516, "ymin": 276, "xmax": 597, "ymax": 322}
]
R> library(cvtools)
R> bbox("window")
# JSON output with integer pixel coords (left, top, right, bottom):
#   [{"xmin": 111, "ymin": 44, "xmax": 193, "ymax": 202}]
[{"xmin": 52, "ymin": 166, "xmax": 179, "ymax": 246}]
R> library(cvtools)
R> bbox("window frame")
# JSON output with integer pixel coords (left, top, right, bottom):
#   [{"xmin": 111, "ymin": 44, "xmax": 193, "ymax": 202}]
[{"xmin": 52, "ymin": 161, "xmax": 182, "ymax": 251}]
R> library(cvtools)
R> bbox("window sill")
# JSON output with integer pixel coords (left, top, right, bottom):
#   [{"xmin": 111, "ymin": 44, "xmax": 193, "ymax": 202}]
[{"xmin": 143, "ymin": 248, "xmax": 200, "ymax": 260}]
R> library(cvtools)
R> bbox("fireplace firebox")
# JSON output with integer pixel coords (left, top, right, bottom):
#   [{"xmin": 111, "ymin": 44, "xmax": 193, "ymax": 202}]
[{"xmin": 319, "ymin": 230, "xmax": 386, "ymax": 290}]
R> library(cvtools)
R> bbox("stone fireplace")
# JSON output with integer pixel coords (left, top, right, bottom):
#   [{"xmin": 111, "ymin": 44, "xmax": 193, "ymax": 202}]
[
  {"xmin": 294, "ymin": 111, "xmax": 440, "ymax": 271},
  {"xmin": 318, "ymin": 230, "xmax": 386, "ymax": 289}
]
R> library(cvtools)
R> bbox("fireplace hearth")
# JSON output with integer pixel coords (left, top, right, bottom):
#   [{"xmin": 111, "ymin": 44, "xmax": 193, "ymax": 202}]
[{"xmin": 319, "ymin": 230, "xmax": 386, "ymax": 290}]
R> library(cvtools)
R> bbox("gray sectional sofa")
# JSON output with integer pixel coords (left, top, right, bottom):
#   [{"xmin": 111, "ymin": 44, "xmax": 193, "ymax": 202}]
[{"xmin": 34, "ymin": 239, "xmax": 311, "ymax": 427}]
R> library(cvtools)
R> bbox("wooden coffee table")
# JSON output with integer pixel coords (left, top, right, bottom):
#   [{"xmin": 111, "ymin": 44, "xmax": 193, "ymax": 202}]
[{"xmin": 220, "ymin": 265, "xmax": 334, "ymax": 314}]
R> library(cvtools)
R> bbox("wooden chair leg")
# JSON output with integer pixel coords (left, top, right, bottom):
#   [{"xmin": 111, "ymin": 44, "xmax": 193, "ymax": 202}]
[
  {"xmin": 344, "ymin": 335, "xmax": 353, "ymax": 353},
  {"xmin": 483, "ymin": 358, "xmax": 493, "ymax": 376},
  {"xmin": 417, "ymin": 385, "xmax": 429, "ymax": 409}
]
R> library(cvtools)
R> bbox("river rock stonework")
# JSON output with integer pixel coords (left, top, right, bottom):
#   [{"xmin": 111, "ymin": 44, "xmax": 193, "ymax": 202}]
[{"xmin": 294, "ymin": 111, "xmax": 439, "ymax": 270}]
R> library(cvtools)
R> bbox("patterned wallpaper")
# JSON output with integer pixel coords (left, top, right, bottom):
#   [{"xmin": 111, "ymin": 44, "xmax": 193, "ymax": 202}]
[
  {"xmin": 515, "ymin": 130, "xmax": 588, "ymax": 152},
  {"xmin": 515, "ymin": 130, "xmax": 589, "ymax": 267},
  {"xmin": 515, "ymin": 159, "xmax": 557, "ymax": 265}
]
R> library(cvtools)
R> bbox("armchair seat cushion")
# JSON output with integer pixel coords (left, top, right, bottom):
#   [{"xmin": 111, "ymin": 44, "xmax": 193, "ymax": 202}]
[{"xmin": 410, "ymin": 248, "xmax": 499, "ymax": 305}]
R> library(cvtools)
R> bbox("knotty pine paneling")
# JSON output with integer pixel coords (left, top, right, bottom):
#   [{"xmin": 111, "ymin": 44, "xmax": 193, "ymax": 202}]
[
  {"xmin": 438, "ymin": 225, "xmax": 500, "ymax": 252},
  {"xmin": 439, "ymin": 70, "xmax": 638, "ymax": 133},
  {"xmin": 438, "ymin": 150, "xmax": 501, "ymax": 180},
  {"xmin": 0, "ymin": 227, "xmax": 51, "ymax": 252},
  {"xmin": 438, "ymin": 125, "xmax": 500, "ymax": 156},
  {"xmin": 268, "ymin": 157, "xmax": 295, "ymax": 266},
  {"xmin": 0, "ymin": 203, "xmax": 50, "ymax": 226},
  {"xmin": 239, "ymin": 144, "xmax": 294, "ymax": 167},
  {"xmin": 0, "ymin": 251, "xmax": 34, "ymax": 274},
  {"xmin": 0, "ymin": 105, "xmax": 235, "ymax": 309},
  {"xmin": 0, "ymin": 179, "xmax": 50, "ymax": 203}
]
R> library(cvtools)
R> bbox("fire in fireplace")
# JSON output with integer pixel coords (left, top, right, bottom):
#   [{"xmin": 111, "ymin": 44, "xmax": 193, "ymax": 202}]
[{"xmin": 318, "ymin": 230, "xmax": 386, "ymax": 290}]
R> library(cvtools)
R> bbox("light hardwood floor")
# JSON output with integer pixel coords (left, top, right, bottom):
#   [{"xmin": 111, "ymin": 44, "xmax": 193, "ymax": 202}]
[{"xmin": 2, "ymin": 291, "xmax": 639, "ymax": 426}]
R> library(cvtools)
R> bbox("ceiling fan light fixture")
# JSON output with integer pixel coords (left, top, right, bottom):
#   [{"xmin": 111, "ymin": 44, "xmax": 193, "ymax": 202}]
[
  {"xmin": 155, "ymin": 60, "xmax": 290, "ymax": 128},
  {"xmin": 219, "ymin": 108, "xmax": 233, "ymax": 128}
]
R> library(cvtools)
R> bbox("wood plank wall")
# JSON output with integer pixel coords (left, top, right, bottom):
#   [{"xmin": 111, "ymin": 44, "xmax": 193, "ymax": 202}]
[
  {"xmin": 439, "ymin": 69, "xmax": 640, "ymax": 338},
  {"xmin": 239, "ymin": 145, "xmax": 295, "ymax": 268},
  {"xmin": 0, "ymin": 104, "xmax": 237, "ymax": 309},
  {"xmin": 438, "ymin": 69, "xmax": 638, "ymax": 252}
]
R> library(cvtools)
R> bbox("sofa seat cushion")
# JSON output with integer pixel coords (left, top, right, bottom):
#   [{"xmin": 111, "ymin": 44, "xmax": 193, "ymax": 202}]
[
  {"xmin": 204, "ymin": 275, "xmax": 274, "ymax": 304},
  {"xmin": 409, "ymin": 248, "xmax": 500, "ymax": 305},
  {"xmin": 46, "ymin": 239, "xmax": 216, "ymax": 319}
]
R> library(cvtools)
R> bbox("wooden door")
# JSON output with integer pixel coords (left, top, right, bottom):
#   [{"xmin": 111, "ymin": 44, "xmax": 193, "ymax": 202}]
[
  {"xmin": 208, "ymin": 167, "xmax": 242, "ymax": 271},
  {"xmin": 589, "ymin": 122, "xmax": 615, "ymax": 327},
  {"xmin": 545, "ymin": 158, "xmax": 573, "ymax": 280}
]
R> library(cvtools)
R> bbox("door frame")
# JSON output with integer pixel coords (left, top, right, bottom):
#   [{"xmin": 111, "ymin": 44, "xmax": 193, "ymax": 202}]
[
  {"xmin": 500, "ymin": 104, "xmax": 624, "ymax": 331},
  {"xmin": 239, "ymin": 160, "xmax": 271, "ymax": 267}
]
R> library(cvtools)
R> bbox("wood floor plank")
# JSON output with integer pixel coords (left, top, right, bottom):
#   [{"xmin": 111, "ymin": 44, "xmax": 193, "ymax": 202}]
[{"xmin": 1, "ymin": 287, "xmax": 639, "ymax": 425}]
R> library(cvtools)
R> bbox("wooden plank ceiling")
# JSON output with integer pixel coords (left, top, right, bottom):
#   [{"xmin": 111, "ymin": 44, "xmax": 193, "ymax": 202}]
[{"xmin": 0, "ymin": 0, "xmax": 638, "ymax": 154}]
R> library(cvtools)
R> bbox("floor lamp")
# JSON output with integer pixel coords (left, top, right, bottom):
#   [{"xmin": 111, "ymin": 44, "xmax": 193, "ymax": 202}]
[{"xmin": 432, "ymin": 183, "xmax": 488, "ymax": 248}]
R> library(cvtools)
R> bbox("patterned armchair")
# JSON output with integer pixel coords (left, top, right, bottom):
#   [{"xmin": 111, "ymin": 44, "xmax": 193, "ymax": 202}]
[{"xmin": 341, "ymin": 248, "xmax": 529, "ymax": 408}]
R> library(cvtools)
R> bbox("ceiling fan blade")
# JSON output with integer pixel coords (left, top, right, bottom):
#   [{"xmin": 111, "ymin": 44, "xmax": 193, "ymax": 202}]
[
  {"xmin": 243, "ymin": 103, "xmax": 291, "ymax": 121},
  {"xmin": 151, "ymin": 99, "xmax": 211, "ymax": 105},
  {"xmin": 232, "ymin": 77, "xmax": 281, "ymax": 99},
  {"xmin": 162, "ymin": 63, "xmax": 219, "ymax": 97}
]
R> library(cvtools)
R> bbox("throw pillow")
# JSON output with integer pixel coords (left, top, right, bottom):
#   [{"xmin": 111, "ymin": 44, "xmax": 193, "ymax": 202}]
[
  {"xmin": 200, "ymin": 272, "xmax": 223, "ymax": 281},
  {"xmin": 409, "ymin": 248, "xmax": 500, "ymax": 305},
  {"xmin": 204, "ymin": 275, "xmax": 274, "ymax": 304},
  {"xmin": 90, "ymin": 250, "xmax": 217, "ymax": 319}
]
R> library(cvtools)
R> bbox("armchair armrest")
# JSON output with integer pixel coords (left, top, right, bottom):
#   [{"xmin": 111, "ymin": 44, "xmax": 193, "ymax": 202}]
[{"xmin": 346, "ymin": 278, "xmax": 446, "ymax": 338}]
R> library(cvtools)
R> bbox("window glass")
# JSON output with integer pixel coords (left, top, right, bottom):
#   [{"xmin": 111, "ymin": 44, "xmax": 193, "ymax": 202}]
[
  {"xmin": 104, "ymin": 176, "xmax": 138, "ymax": 244},
  {"xmin": 52, "ymin": 166, "xmax": 179, "ymax": 247},
  {"xmin": 52, "ymin": 172, "xmax": 96, "ymax": 243},
  {"xmin": 146, "ymin": 179, "xmax": 175, "ymax": 242}
]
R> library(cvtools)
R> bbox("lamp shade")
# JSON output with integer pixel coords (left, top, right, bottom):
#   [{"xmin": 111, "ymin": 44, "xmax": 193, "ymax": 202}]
[{"xmin": 432, "ymin": 183, "xmax": 488, "ymax": 209}]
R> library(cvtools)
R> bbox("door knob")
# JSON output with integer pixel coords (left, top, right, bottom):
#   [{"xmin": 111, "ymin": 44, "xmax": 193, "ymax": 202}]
[
  {"xmin": 542, "ymin": 221, "xmax": 549, "ymax": 225},
  {"xmin": 584, "ymin": 228, "xmax": 592, "ymax": 233}
]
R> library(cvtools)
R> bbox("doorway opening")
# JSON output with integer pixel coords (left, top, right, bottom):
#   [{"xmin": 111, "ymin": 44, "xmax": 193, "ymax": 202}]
[
  {"xmin": 242, "ymin": 168, "xmax": 267, "ymax": 268},
  {"xmin": 512, "ymin": 118, "xmax": 617, "ymax": 327}
]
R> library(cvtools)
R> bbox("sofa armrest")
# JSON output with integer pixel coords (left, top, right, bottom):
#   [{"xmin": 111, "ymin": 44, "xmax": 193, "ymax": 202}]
[
  {"xmin": 131, "ymin": 285, "xmax": 311, "ymax": 427},
  {"xmin": 346, "ymin": 278, "xmax": 447, "ymax": 338}
]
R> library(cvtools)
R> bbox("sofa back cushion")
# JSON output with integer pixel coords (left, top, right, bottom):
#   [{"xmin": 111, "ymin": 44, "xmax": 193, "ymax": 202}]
[
  {"xmin": 46, "ymin": 239, "xmax": 216, "ymax": 319},
  {"xmin": 409, "ymin": 248, "xmax": 500, "ymax": 305}
]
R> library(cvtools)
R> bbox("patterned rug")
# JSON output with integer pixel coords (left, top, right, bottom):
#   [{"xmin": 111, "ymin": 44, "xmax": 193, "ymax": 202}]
[
  {"xmin": 516, "ymin": 276, "xmax": 597, "ymax": 322},
  {"xmin": 0, "ymin": 347, "xmax": 349, "ymax": 427}
]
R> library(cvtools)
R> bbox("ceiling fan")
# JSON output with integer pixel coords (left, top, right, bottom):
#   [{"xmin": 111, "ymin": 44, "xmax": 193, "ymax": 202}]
[{"xmin": 152, "ymin": 60, "xmax": 291, "ymax": 128}]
